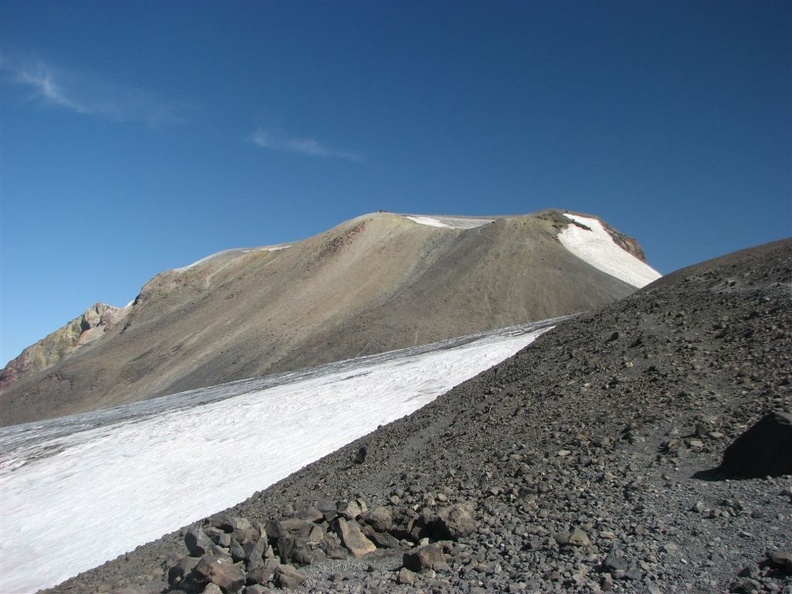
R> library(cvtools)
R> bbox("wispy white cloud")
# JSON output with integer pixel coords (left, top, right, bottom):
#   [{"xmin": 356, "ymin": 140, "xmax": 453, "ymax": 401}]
[
  {"xmin": 1, "ymin": 56, "xmax": 189, "ymax": 127},
  {"xmin": 249, "ymin": 128, "xmax": 361, "ymax": 162}
]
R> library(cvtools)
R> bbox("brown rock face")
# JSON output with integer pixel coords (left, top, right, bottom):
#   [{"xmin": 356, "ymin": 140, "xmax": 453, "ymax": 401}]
[{"xmin": 0, "ymin": 303, "xmax": 127, "ymax": 390}]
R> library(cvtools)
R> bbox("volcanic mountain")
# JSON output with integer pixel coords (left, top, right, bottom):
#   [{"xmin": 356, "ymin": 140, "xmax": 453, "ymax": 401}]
[{"xmin": 0, "ymin": 210, "xmax": 660, "ymax": 426}]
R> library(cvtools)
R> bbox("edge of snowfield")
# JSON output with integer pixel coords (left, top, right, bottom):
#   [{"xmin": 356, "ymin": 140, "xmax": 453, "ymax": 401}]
[
  {"xmin": 0, "ymin": 319, "xmax": 561, "ymax": 594},
  {"xmin": 558, "ymin": 213, "xmax": 661, "ymax": 288}
]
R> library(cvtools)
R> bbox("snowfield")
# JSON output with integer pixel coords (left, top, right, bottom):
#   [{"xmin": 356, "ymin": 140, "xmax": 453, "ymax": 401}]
[
  {"xmin": 558, "ymin": 213, "xmax": 661, "ymax": 288},
  {"xmin": 0, "ymin": 320, "xmax": 559, "ymax": 594}
]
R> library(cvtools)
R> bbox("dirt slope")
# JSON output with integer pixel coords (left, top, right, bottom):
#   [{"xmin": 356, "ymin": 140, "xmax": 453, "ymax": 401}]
[
  {"xmin": 41, "ymin": 238, "xmax": 791, "ymax": 594},
  {"xmin": 1, "ymin": 210, "xmax": 650, "ymax": 426}
]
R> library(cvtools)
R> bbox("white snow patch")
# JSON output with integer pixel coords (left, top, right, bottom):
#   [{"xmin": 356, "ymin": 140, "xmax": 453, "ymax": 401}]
[
  {"xmin": 174, "ymin": 244, "xmax": 291, "ymax": 273},
  {"xmin": 405, "ymin": 215, "xmax": 452, "ymax": 228},
  {"xmin": 404, "ymin": 215, "xmax": 494, "ymax": 229},
  {"xmin": 558, "ymin": 214, "xmax": 661, "ymax": 288},
  {"xmin": 0, "ymin": 322, "xmax": 555, "ymax": 593}
]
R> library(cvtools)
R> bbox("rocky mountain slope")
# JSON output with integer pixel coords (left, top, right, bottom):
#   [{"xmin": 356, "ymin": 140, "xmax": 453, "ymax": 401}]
[
  {"xmin": 43, "ymin": 238, "xmax": 791, "ymax": 594},
  {"xmin": 1, "ymin": 209, "xmax": 658, "ymax": 426}
]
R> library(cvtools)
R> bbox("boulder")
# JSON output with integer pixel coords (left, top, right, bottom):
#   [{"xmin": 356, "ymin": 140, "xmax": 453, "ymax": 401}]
[
  {"xmin": 294, "ymin": 503, "xmax": 324, "ymax": 523},
  {"xmin": 280, "ymin": 518, "xmax": 315, "ymax": 539},
  {"xmin": 339, "ymin": 499, "xmax": 366, "ymax": 520},
  {"xmin": 274, "ymin": 564, "xmax": 307, "ymax": 589},
  {"xmin": 362, "ymin": 524, "xmax": 401, "ymax": 548},
  {"xmin": 719, "ymin": 411, "xmax": 792, "ymax": 478},
  {"xmin": 361, "ymin": 506, "xmax": 393, "ymax": 532},
  {"xmin": 208, "ymin": 513, "xmax": 251, "ymax": 533},
  {"xmin": 243, "ymin": 536, "xmax": 268, "ymax": 570},
  {"xmin": 334, "ymin": 517, "xmax": 377, "ymax": 557},
  {"xmin": 193, "ymin": 554, "xmax": 246, "ymax": 592},
  {"xmin": 403, "ymin": 543, "xmax": 445, "ymax": 572},
  {"xmin": 247, "ymin": 558, "xmax": 279, "ymax": 585},
  {"xmin": 397, "ymin": 567, "xmax": 417, "ymax": 585},
  {"xmin": 320, "ymin": 533, "xmax": 348, "ymax": 560},
  {"xmin": 315, "ymin": 499, "xmax": 339, "ymax": 522},
  {"xmin": 185, "ymin": 528, "xmax": 215, "ymax": 557},
  {"xmin": 434, "ymin": 502, "xmax": 477, "ymax": 540},
  {"xmin": 167, "ymin": 556, "xmax": 200, "ymax": 586}
]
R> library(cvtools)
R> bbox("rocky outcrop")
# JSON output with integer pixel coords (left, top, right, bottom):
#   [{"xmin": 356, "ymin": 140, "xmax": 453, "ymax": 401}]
[
  {"xmin": 167, "ymin": 498, "xmax": 475, "ymax": 591},
  {"xmin": 0, "ymin": 303, "xmax": 127, "ymax": 390}
]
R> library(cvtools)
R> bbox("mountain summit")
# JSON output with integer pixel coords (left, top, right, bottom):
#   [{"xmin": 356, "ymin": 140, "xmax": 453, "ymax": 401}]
[{"xmin": 0, "ymin": 210, "xmax": 659, "ymax": 426}]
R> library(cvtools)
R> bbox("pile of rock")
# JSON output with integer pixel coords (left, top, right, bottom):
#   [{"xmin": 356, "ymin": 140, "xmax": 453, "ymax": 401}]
[{"xmin": 167, "ymin": 498, "xmax": 477, "ymax": 592}]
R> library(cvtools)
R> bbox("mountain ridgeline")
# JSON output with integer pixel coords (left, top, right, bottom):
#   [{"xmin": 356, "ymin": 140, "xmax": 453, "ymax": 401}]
[{"xmin": 0, "ymin": 210, "xmax": 659, "ymax": 426}]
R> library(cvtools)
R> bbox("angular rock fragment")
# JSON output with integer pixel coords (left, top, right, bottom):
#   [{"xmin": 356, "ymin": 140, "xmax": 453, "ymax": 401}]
[
  {"xmin": 275, "ymin": 563, "xmax": 307, "ymax": 589},
  {"xmin": 167, "ymin": 556, "xmax": 200, "ymax": 586},
  {"xmin": 434, "ymin": 502, "xmax": 476, "ymax": 540},
  {"xmin": 208, "ymin": 512, "xmax": 251, "ymax": 533},
  {"xmin": 335, "ymin": 517, "xmax": 377, "ymax": 557},
  {"xmin": 247, "ymin": 558, "xmax": 279, "ymax": 585},
  {"xmin": 397, "ymin": 567, "xmax": 417, "ymax": 585},
  {"xmin": 185, "ymin": 528, "xmax": 215, "ymax": 557},
  {"xmin": 319, "ymin": 533, "xmax": 348, "ymax": 560},
  {"xmin": 361, "ymin": 506, "xmax": 393, "ymax": 532},
  {"xmin": 362, "ymin": 524, "xmax": 401, "ymax": 549},
  {"xmin": 193, "ymin": 554, "xmax": 246, "ymax": 592},
  {"xmin": 403, "ymin": 543, "xmax": 446, "ymax": 572}
]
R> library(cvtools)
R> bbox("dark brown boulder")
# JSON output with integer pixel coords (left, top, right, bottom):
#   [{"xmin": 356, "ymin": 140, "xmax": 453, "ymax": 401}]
[{"xmin": 719, "ymin": 411, "xmax": 792, "ymax": 478}]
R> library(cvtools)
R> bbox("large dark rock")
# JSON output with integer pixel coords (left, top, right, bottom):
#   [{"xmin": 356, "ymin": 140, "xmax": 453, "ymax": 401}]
[{"xmin": 719, "ymin": 411, "xmax": 792, "ymax": 478}]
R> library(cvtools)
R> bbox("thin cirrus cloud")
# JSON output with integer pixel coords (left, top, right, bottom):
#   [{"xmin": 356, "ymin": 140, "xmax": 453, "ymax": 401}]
[
  {"xmin": 2, "ymin": 56, "xmax": 189, "ymax": 127},
  {"xmin": 249, "ymin": 129, "xmax": 362, "ymax": 162}
]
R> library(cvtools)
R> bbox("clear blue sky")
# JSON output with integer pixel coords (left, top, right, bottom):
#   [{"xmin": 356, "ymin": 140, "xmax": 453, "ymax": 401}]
[{"xmin": 1, "ymin": 1, "xmax": 790, "ymax": 367}]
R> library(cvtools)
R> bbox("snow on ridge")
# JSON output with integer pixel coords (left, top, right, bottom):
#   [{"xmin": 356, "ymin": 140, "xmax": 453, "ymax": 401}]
[
  {"xmin": 558, "ymin": 213, "xmax": 661, "ymax": 289},
  {"xmin": 404, "ymin": 214, "xmax": 494, "ymax": 229},
  {"xmin": 174, "ymin": 244, "xmax": 291, "ymax": 273}
]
